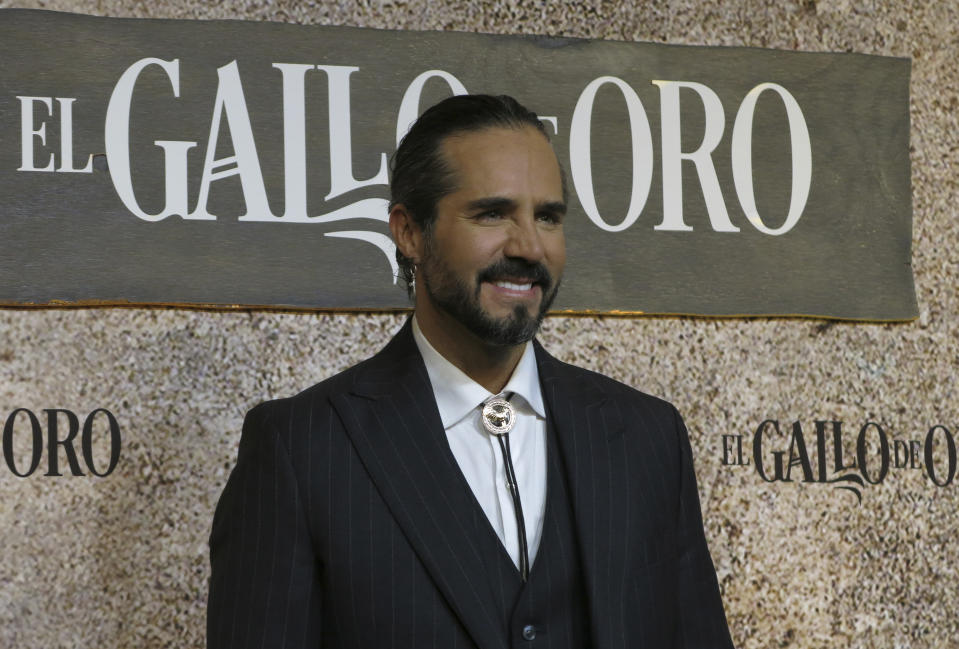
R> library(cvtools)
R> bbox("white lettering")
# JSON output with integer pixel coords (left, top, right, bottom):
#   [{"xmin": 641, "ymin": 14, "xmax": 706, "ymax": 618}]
[
  {"xmin": 395, "ymin": 70, "xmax": 468, "ymax": 147},
  {"xmin": 55, "ymin": 98, "xmax": 93, "ymax": 173},
  {"xmin": 105, "ymin": 58, "xmax": 189, "ymax": 221},
  {"xmin": 570, "ymin": 76, "xmax": 653, "ymax": 232},
  {"xmin": 153, "ymin": 140, "xmax": 197, "ymax": 217},
  {"xmin": 270, "ymin": 63, "xmax": 314, "ymax": 221},
  {"xmin": 17, "ymin": 96, "xmax": 55, "ymax": 172},
  {"xmin": 731, "ymin": 83, "xmax": 811, "ymax": 236},
  {"xmin": 316, "ymin": 65, "xmax": 389, "ymax": 202},
  {"xmin": 196, "ymin": 61, "xmax": 273, "ymax": 221},
  {"xmin": 537, "ymin": 116, "xmax": 558, "ymax": 135},
  {"xmin": 653, "ymin": 80, "xmax": 738, "ymax": 232}
]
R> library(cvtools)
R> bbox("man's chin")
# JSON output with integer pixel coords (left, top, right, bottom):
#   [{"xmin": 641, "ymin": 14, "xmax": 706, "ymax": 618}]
[
  {"xmin": 465, "ymin": 305, "xmax": 543, "ymax": 347},
  {"xmin": 479, "ymin": 302, "xmax": 540, "ymax": 324},
  {"xmin": 423, "ymin": 275, "xmax": 554, "ymax": 347}
]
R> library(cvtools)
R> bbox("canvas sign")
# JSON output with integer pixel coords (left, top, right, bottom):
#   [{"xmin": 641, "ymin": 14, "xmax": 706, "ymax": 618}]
[{"xmin": 0, "ymin": 10, "xmax": 915, "ymax": 318}]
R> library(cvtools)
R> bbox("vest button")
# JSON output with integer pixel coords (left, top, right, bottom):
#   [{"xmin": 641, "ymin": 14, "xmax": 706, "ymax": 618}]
[{"xmin": 522, "ymin": 624, "xmax": 537, "ymax": 641}]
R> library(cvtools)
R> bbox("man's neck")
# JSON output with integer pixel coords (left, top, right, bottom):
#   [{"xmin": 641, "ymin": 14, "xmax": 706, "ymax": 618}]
[{"xmin": 413, "ymin": 310, "xmax": 526, "ymax": 394}]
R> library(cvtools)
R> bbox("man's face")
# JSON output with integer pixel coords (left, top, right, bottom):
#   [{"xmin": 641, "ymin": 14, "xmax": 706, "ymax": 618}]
[{"xmin": 416, "ymin": 125, "xmax": 567, "ymax": 346}]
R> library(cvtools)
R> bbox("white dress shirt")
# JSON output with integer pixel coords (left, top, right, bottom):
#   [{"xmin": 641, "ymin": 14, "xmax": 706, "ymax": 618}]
[{"xmin": 412, "ymin": 317, "xmax": 548, "ymax": 571}]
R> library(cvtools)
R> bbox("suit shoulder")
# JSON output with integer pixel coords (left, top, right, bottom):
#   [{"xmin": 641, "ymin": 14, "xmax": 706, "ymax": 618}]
[{"xmin": 244, "ymin": 322, "xmax": 421, "ymax": 442}]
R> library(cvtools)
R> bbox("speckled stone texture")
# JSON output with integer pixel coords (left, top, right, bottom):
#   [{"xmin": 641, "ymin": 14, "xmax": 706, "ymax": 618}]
[{"xmin": 0, "ymin": 1, "xmax": 956, "ymax": 648}]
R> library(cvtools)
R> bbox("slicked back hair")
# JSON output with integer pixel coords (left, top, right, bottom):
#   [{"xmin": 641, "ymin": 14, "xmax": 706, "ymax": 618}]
[{"xmin": 389, "ymin": 94, "xmax": 562, "ymax": 298}]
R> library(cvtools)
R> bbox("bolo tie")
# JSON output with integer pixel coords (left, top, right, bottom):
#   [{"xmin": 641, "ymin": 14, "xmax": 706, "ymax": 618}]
[{"xmin": 481, "ymin": 393, "xmax": 530, "ymax": 582}]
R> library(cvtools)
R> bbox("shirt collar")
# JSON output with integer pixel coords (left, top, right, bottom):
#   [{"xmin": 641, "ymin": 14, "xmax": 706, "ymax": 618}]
[{"xmin": 412, "ymin": 316, "xmax": 545, "ymax": 429}]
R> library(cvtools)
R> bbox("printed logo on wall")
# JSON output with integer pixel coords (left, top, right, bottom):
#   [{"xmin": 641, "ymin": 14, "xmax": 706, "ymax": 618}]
[
  {"xmin": 722, "ymin": 420, "xmax": 957, "ymax": 504},
  {"xmin": 0, "ymin": 9, "xmax": 915, "ymax": 319},
  {"xmin": 1, "ymin": 408, "xmax": 122, "ymax": 478}
]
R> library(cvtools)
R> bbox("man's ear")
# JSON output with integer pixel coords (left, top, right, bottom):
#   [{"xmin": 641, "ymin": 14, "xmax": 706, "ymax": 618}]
[{"xmin": 389, "ymin": 203, "xmax": 424, "ymax": 263}]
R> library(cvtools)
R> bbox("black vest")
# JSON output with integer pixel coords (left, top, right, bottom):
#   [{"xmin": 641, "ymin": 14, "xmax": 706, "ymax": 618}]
[{"xmin": 469, "ymin": 420, "xmax": 590, "ymax": 648}]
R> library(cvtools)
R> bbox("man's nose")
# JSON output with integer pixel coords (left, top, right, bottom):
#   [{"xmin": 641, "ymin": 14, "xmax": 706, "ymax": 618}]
[{"xmin": 503, "ymin": 214, "xmax": 545, "ymax": 262}]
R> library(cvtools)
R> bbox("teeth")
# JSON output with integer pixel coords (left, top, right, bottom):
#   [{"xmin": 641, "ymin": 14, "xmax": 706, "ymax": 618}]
[{"xmin": 494, "ymin": 281, "xmax": 533, "ymax": 291}]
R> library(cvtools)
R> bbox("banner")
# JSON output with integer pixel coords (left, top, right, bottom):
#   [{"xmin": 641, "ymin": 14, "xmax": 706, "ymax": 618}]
[{"xmin": 1, "ymin": 9, "xmax": 914, "ymax": 318}]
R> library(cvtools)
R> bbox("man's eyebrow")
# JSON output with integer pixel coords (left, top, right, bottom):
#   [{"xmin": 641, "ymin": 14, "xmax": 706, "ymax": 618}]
[
  {"xmin": 537, "ymin": 200, "xmax": 567, "ymax": 216},
  {"xmin": 465, "ymin": 196, "xmax": 516, "ymax": 212},
  {"xmin": 464, "ymin": 197, "xmax": 567, "ymax": 215}
]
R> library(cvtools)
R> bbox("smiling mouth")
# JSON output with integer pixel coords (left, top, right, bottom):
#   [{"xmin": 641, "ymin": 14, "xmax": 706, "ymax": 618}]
[
  {"xmin": 492, "ymin": 280, "xmax": 534, "ymax": 291},
  {"xmin": 477, "ymin": 260, "xmax": 551, "ymax": 297}
]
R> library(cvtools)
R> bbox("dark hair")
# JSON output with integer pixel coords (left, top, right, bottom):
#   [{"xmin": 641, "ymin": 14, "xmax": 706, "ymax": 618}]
[{"xmin": 389, "ymin": 94, "xmax": 561, "ymax": 297}]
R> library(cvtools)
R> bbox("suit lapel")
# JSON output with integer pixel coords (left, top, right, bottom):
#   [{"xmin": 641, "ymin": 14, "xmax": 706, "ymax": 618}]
[
  {"xmin": 330, "ymin": 321, "xmax": 505, "ymax": 649},
  {"xmin": 536, "ymin": 342, "xmax": 630, "ymax": 649}
]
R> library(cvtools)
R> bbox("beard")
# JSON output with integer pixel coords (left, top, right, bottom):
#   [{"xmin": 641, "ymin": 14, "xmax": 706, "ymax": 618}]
[{"xmin": 418, "ymin": 252, "xmax": 560, "ymax": 347}]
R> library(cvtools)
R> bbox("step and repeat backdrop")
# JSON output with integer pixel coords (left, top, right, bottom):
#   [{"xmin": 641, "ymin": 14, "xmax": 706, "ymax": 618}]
[{"xmin": 0, "ymin": 2, "xmax": 955, "ymax": 648}]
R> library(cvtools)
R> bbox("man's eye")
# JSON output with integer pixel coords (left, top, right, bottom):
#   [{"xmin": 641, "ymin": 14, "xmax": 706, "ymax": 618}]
[
  {"xmin": 476, "ymin": 210, "xmax": 502, "ymax": 220},
  {"xmin": 536, "ymin": 212, "xmax": 562, "ymax": 224}
]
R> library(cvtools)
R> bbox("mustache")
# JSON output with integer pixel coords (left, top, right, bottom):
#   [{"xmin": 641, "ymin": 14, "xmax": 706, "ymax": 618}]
[{"xmin": 477, "ymin": 258, "xmax": 552, "ymax": 288}]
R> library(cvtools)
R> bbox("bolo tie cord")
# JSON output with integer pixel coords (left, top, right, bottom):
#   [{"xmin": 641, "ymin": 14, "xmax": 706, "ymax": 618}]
[
  {"xmin": 496, "ymin": 431, "xmax": 530, "ymax": 582},
  {"xmin": 483, "ymin": 393, "xmax": 530, "ymax": 582}
]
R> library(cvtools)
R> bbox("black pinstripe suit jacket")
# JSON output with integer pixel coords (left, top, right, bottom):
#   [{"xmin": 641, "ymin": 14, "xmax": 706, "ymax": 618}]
[{"xmin": 207, "ymin": 321, "xmax": 734, "ymax": 649}]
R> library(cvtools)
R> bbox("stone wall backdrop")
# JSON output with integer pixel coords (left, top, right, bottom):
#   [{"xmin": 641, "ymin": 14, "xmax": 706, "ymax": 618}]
[{"xmin": 1, "ymin": 1, "xmax": 956, "ymax": 648}]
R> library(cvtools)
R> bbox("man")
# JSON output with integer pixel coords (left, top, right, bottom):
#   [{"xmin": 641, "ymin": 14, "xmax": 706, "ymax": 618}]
[{"xmin": 208, "ymin": 94, "xmax": 734, "ymax": 649}]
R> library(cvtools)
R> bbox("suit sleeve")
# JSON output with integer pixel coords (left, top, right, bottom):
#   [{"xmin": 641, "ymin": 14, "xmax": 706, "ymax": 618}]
[
  {"xmin": 672, "ymin": 407, "xmax": 736, "ymax": 649},
  {"xmin": 208, "ymin": 404, "xmax": 323, "ymax": 648}
]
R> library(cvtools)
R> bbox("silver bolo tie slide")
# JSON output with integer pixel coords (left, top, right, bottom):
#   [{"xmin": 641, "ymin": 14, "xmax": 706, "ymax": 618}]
[{"xmin": 481, "ymin": 395, "xmax": 530, "ymax": 582}]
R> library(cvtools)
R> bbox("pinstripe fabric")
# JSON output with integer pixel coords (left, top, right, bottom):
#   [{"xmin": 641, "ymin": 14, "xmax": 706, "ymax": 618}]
[
  {"xmin": 506, "ymin": 418, "xmax": 589, "ymax": 649},
  {"xmin": 208, "ymin": 320, "xmax": 734, "ymax": 649},
  {"xmin": 448, "ymin": 413, "xmax": 589, "ymax": 649},
  {"xmin": 456, "ymin": 406, "xmax": 589, "ymax": 649}
]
